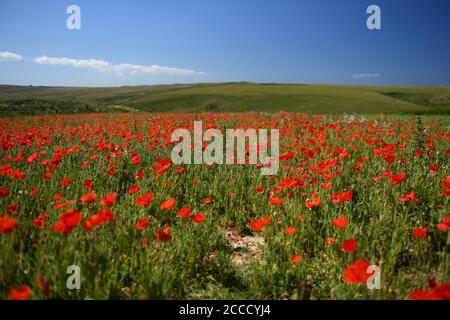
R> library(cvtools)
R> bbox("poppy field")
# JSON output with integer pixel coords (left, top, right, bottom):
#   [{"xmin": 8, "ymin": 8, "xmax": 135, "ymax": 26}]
[{"xmin": 0, "ymin": 112, "xmax": 449, "ymax": 300}]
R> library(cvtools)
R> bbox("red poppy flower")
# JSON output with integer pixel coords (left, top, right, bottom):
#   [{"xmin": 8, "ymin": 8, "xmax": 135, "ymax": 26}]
[
  {"xmin": 409, "ymin": 283, "xmax": 450, "ymax": 300},
  {"xmin": 160, "ymin": 198, "xmax": 175, "ymax": 211},
  {"xmin": 14, "ymin": 152, "xmax": 25, "ymax": 163},
  {"xmin": 389, "ymin": 173, "xmax": 406, "ymax": 185},
  {"xmin": 80, "ymin": 192, "xmax": 96, "ymax": 203},
  {"xmin": 6, "ymin": 204, "xmax": 19, "ymax": 214},
  {"xmin": 285, "ymin": 226, "xmax": 297, "ymax": 235},
  {"xmin": 128, "ymin": 185, "xmax": 140, "ymax": 194},
  {"xmin": 11, "ymin": 168, "xmax": 26, "ymax": 180},
  {"xmin": 332, "ymin": 216, "xmax": 348, "ymax": 229},
  {"xmin": 156, "ymin": 226, "xmax": 172, "ymax": 242},
  {"xmin": 255, "ymin": 186, "xmax": 265, "ymax": 194},
  {"xmin": 429, "ymin": 283, "xmax": 450, "ymax": 299},
  {"xmin": 26, "ymin": 152, "xmax": 40, "ymax": 164},
  {"xmin": 135, "ymin": 171, "xmax": 144, "ymax": 180},
  {"xmin": 191, "ymin": 213, "xmax": 206, "ymax": 223},
  {"xmin": 32, "ymin": 213, "xmax": 46, "ymax": 229},
  {"xmin": 38, "ymin": 275, "xmax": 50, "ymax": 296},
  {"xmin": 399, "ymin": 192, "xmax": 416, "ymax": 203},
  {"xmin": 202, "ymin": 196, "xmax": 212, "ymax": 204},
  {"xmin": 53, "ymin": 192, "xmax": 63, "ymax": 201},
  {"xmin": 30, "ymin": 187, "xmax": 39, "ymax": 196},
  {"xmin": 59, "ymin": 178, "xmax": 72, "ymax": 187},
  {"xmin": 177, "ymin": 206, "xmax": 191, "ymax": 218},
  {"xmin": 54, "ymin": 201, "xmax": 71, "ymax": 211},
  {"xmin": 249, "ymin": 216, "xmax": 271, "ymax": 232},
  {"xmin": 0, "ymin": 214, "xmax": 19, "ymax": 234},
  {"xmin": 441, "ymin": 176, "xmax": 450, "ymax": 188},
  {"xmin": 412, "ymin": 227, "xmax": 427, "ymax": 238},
  {"xmin": 341, "ymin": 238, "xmax": 357, "ymax": 252},
  {"xmin": 135, "ymin": 193, "xmax": 154, "ymax": 207},
  {"xmin": 100, "ymin": 193, "xmax": 117, "ymax": 207},
  {"xmin": 429, "ymin": 163, "xmax": 439, "ymax": 172},
  {"xmin": 135, "ymin": 217, "xmax": 149, "ymax": 230},
  {"xmin": 175, "ymin": 166, "xmax": 185, "ymax": 173},
  {"xmin": 343, "ymin": 259, "xmax": 371, "ymax": 284},
  {"xmin": 443, "ymin": 216, "xmax": 450, "ymax": 226},
  {"xmin": 52, "ymin": 209, "xmax": 82, "ymax": 235},
  {"xmin": 326, "ymin": 237, "xmax": 336, "ymax": 245},
  {"xmin": 83, "ymin": 216, "xmax": 101, "ymax": 232},
  {"xmin": 154, "ymin": 158, "xmax": 172, "ymax": 175},
  {"xmin": 409, "ymin": 289, "xmax": 438, "ymax": 300},
  {"xmin": 384, "ymin": 155, "xmax": 395, "ymax": 163},
  {"xmin": 83, "ymin": 179, "xmax": 93, "ymax": 191},
  {"xmin": 41, "ymin": 172, "xmax": 52, "ymax": 180},
  {"xmin": 320, "ymin": 182, "xmax": 332, "ymax": 190},
  {"xmin": 290, "ymin": 255, "xmax": 302, "ymax": 265},
  {"xmin": 331, "ymin": 190, "xmax": 353, "ymax": 204},
  {"xmin": 0, "ymin": 188, "xmax": 9, "ymax": 198},
  {"xmin": 83, "ymin": 209, "xmax": 115, "ymax": 232},
  {"xmin": 269, "ymin": 197, "xmax": 283, "ymax": 205},
  {"xmin": 413, "ymin": 150, "xmax": 424, "ymax": 157},
  {"xmin": 131, "ymin": 154, "xmax": 141, "ymax": 165},
  {"xmin": 305, "ymin": 197, "xmax": 321, "ymax": 208},
  {"xmin": 106, "ymin": 165, "xmax": 116, "ymax": 175},
  {"xmin": 297, "ymin": 215, "xmax": 302, "ymax": 223},
  {"xmin": 80, "ymin": 161, "xmax": 89, "ymax": 170},
  {"xmin": 8, "ymin": 285, "xmax": 32, "ymax": 300}
]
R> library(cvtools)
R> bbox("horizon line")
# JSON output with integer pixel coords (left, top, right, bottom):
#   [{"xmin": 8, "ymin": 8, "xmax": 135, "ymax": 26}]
[{"xmin": 1, "ymin": 81, "xmax": 450, "ymax": 89}]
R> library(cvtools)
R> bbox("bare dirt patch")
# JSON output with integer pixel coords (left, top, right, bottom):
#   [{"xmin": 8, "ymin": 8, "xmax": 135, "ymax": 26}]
[{"xmin": 222, "ymin": 228, "xmax": 265, "ymax": 267}]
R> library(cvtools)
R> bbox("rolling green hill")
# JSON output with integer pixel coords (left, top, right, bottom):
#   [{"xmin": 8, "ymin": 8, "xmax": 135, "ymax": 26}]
[{"xmin": 1, "ymin": 82, "xmax": 450, "ymax": 115}]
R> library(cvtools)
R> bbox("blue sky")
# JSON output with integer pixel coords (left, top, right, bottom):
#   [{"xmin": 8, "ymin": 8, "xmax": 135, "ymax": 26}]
[{"xmin": 0, "ymin": 0, "xmax": 449, "ymax": 86}]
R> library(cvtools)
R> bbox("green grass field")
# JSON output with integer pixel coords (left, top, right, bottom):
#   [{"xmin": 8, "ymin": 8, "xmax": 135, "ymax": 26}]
[
  {"xmin": 1, "ymin": 112, "xmax": 449, "ymax": 300},
  {"xmin": 1, "ymin": 83, "xmax": 450, "ymax": 115}
]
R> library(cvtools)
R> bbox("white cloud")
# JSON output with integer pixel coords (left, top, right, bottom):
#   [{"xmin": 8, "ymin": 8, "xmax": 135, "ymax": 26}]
[
  {"xmin": 33, "ymin": 55, "xmax": 204, "ymax": 76},
  {"xmin": 0, "ymin": 51, "xmax": 23, "ymax": 61},
  {"xmin": 353, "ymin": 73, "xmax": 380, "ymax": 78}
]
